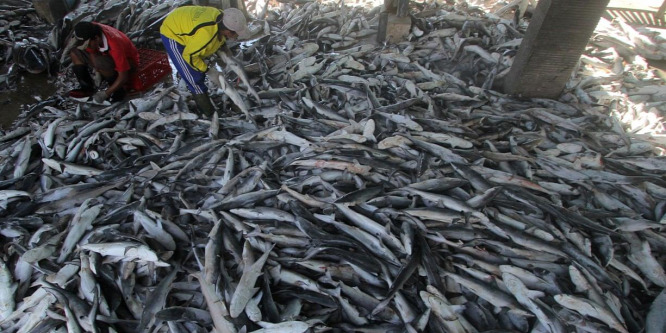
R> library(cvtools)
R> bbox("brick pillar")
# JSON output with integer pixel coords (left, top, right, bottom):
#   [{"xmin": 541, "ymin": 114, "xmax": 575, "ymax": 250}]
[{"xmin": 503, "ymin": 0, "xmax": 610, "ymax": 98}]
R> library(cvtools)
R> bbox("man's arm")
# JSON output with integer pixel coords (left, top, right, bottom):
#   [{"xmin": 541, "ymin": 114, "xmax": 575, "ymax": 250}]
[
  {"xmin": 220, "ymin": 42, "xmax": 231, "ymax": 56},
  {"xmin": 105, "ymin": 70, "xmax": 129, "ymax": 97}
]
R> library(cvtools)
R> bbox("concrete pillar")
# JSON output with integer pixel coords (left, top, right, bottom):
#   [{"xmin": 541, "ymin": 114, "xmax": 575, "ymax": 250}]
[{"xmin": 503, "ymin": 0, "xmax": 610, "ymax": 98}]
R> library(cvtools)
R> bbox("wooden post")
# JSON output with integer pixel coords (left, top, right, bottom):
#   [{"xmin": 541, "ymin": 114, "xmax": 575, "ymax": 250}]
[
  {"xmin": 503, "ymin": 0, "xmax": 610, "ymax": 98},
  {"xmin": 397, "ymin": 0, "xmax": 409, "ymax": 17},
  {"xmin": 32, "ymin": 0, "xmax": 77, "ymax": 24},
  {"xmin": 377, "ymin": 0, "xmax": 411, "ymax": 44},
  {"xmin": 377, "ymin": 12, "xmax": 389, "ymax": 43}
]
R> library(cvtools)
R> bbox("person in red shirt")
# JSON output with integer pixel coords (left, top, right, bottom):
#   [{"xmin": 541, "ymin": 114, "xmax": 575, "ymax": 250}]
[{"xmin": 68, "ymin": 21, "xmax": 139, "ymax": 103}]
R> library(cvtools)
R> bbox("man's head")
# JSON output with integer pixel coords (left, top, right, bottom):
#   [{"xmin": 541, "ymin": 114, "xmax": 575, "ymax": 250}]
[
  {"xmin": 73, "ymin": 21, "xmax": 103, "ymax": 48},
  {"xmin": 218, "ymin": 8, "xmax": 248, "ymax": 40}
]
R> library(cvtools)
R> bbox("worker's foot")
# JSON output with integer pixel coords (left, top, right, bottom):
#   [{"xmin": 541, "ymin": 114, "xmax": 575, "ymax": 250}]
[
  {"xmin": 68, "ymin": 88, "xmax": 95, "ymax": 98},
  {"xmin": 192, "ymin": 93, "xmax": 215, "ymax": 117}
]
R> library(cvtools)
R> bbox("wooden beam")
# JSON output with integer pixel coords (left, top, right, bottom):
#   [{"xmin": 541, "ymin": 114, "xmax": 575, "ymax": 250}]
[
  {"xmin": 503, "ymin": 0, "xmax": 610, "ymax": 98},
  {"xmin": 657, "ymin": 0, "xmax": 666, "ymax": 25}
]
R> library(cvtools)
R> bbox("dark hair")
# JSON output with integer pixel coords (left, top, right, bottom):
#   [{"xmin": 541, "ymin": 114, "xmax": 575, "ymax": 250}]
[{"xmin": 74, "ymin": 21, "xmax": 102, "ymax": 40}]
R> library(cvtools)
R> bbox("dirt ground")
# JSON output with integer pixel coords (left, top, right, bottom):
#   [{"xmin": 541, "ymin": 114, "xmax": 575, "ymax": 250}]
[{"xmin": 0, "ymin": 71, "xmax": 58, "ymax": 129}]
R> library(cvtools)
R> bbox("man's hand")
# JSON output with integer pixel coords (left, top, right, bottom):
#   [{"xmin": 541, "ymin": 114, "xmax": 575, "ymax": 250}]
[
  {"xmin": 93, "ymin": 91, "xmax": 108, "ymax": 103},
  {"xmin": 207, "ymin": 67, "xmax": 222, "ymax": 88}
]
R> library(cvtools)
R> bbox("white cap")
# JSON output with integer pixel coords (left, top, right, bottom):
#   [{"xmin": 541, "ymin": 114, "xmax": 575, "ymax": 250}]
[{"xmin": 222, "ymin": 8, "xmax": 249, "ymax": 38}]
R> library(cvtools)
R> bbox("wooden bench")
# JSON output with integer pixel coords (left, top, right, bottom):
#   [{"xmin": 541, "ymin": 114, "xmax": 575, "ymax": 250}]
[{"xmin": 604, "ymin": 0, "xmax": 666, "ymax": 28}]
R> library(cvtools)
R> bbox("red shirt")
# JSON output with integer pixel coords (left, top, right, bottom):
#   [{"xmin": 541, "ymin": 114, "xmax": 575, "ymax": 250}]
[{"xmin": 86, "ymin": 23, "xmax": 139, "ymax": 73}]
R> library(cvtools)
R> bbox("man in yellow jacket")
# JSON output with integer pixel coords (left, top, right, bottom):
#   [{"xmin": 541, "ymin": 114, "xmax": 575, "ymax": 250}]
[{"xmin": 160, "ymin": 6, "xmax": 248, "ymax": 116}]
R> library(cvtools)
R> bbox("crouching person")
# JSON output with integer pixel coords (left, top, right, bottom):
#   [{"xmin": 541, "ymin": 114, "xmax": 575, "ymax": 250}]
[{"xmin": 68, "ymin": 21, "xmax": 139, "ymax": 103}]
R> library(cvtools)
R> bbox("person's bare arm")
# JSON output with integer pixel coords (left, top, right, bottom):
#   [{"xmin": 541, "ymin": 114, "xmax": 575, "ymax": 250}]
[
  {"xmin": 220, "ymin": 42, "xmax": 232, "ymax": 57},
  {"xmin": 105, "ymin": 70, "xmax": 129, "ymax": 96}
]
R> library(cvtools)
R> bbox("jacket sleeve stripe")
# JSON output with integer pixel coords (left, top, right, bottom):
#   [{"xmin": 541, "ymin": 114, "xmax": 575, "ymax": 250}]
[
  {"xmin": 187, "ymin": 34, "xmax": 217, "ymax": 71},
  {"xmin": 176, "ymin": 21, "xmax": 217, "ymax": 36}
]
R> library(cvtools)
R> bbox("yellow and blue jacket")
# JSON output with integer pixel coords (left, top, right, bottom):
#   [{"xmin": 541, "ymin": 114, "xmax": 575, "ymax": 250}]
[{"xmin": 160, "ymin": 6, "xmax": 226, "ymax": 72}]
